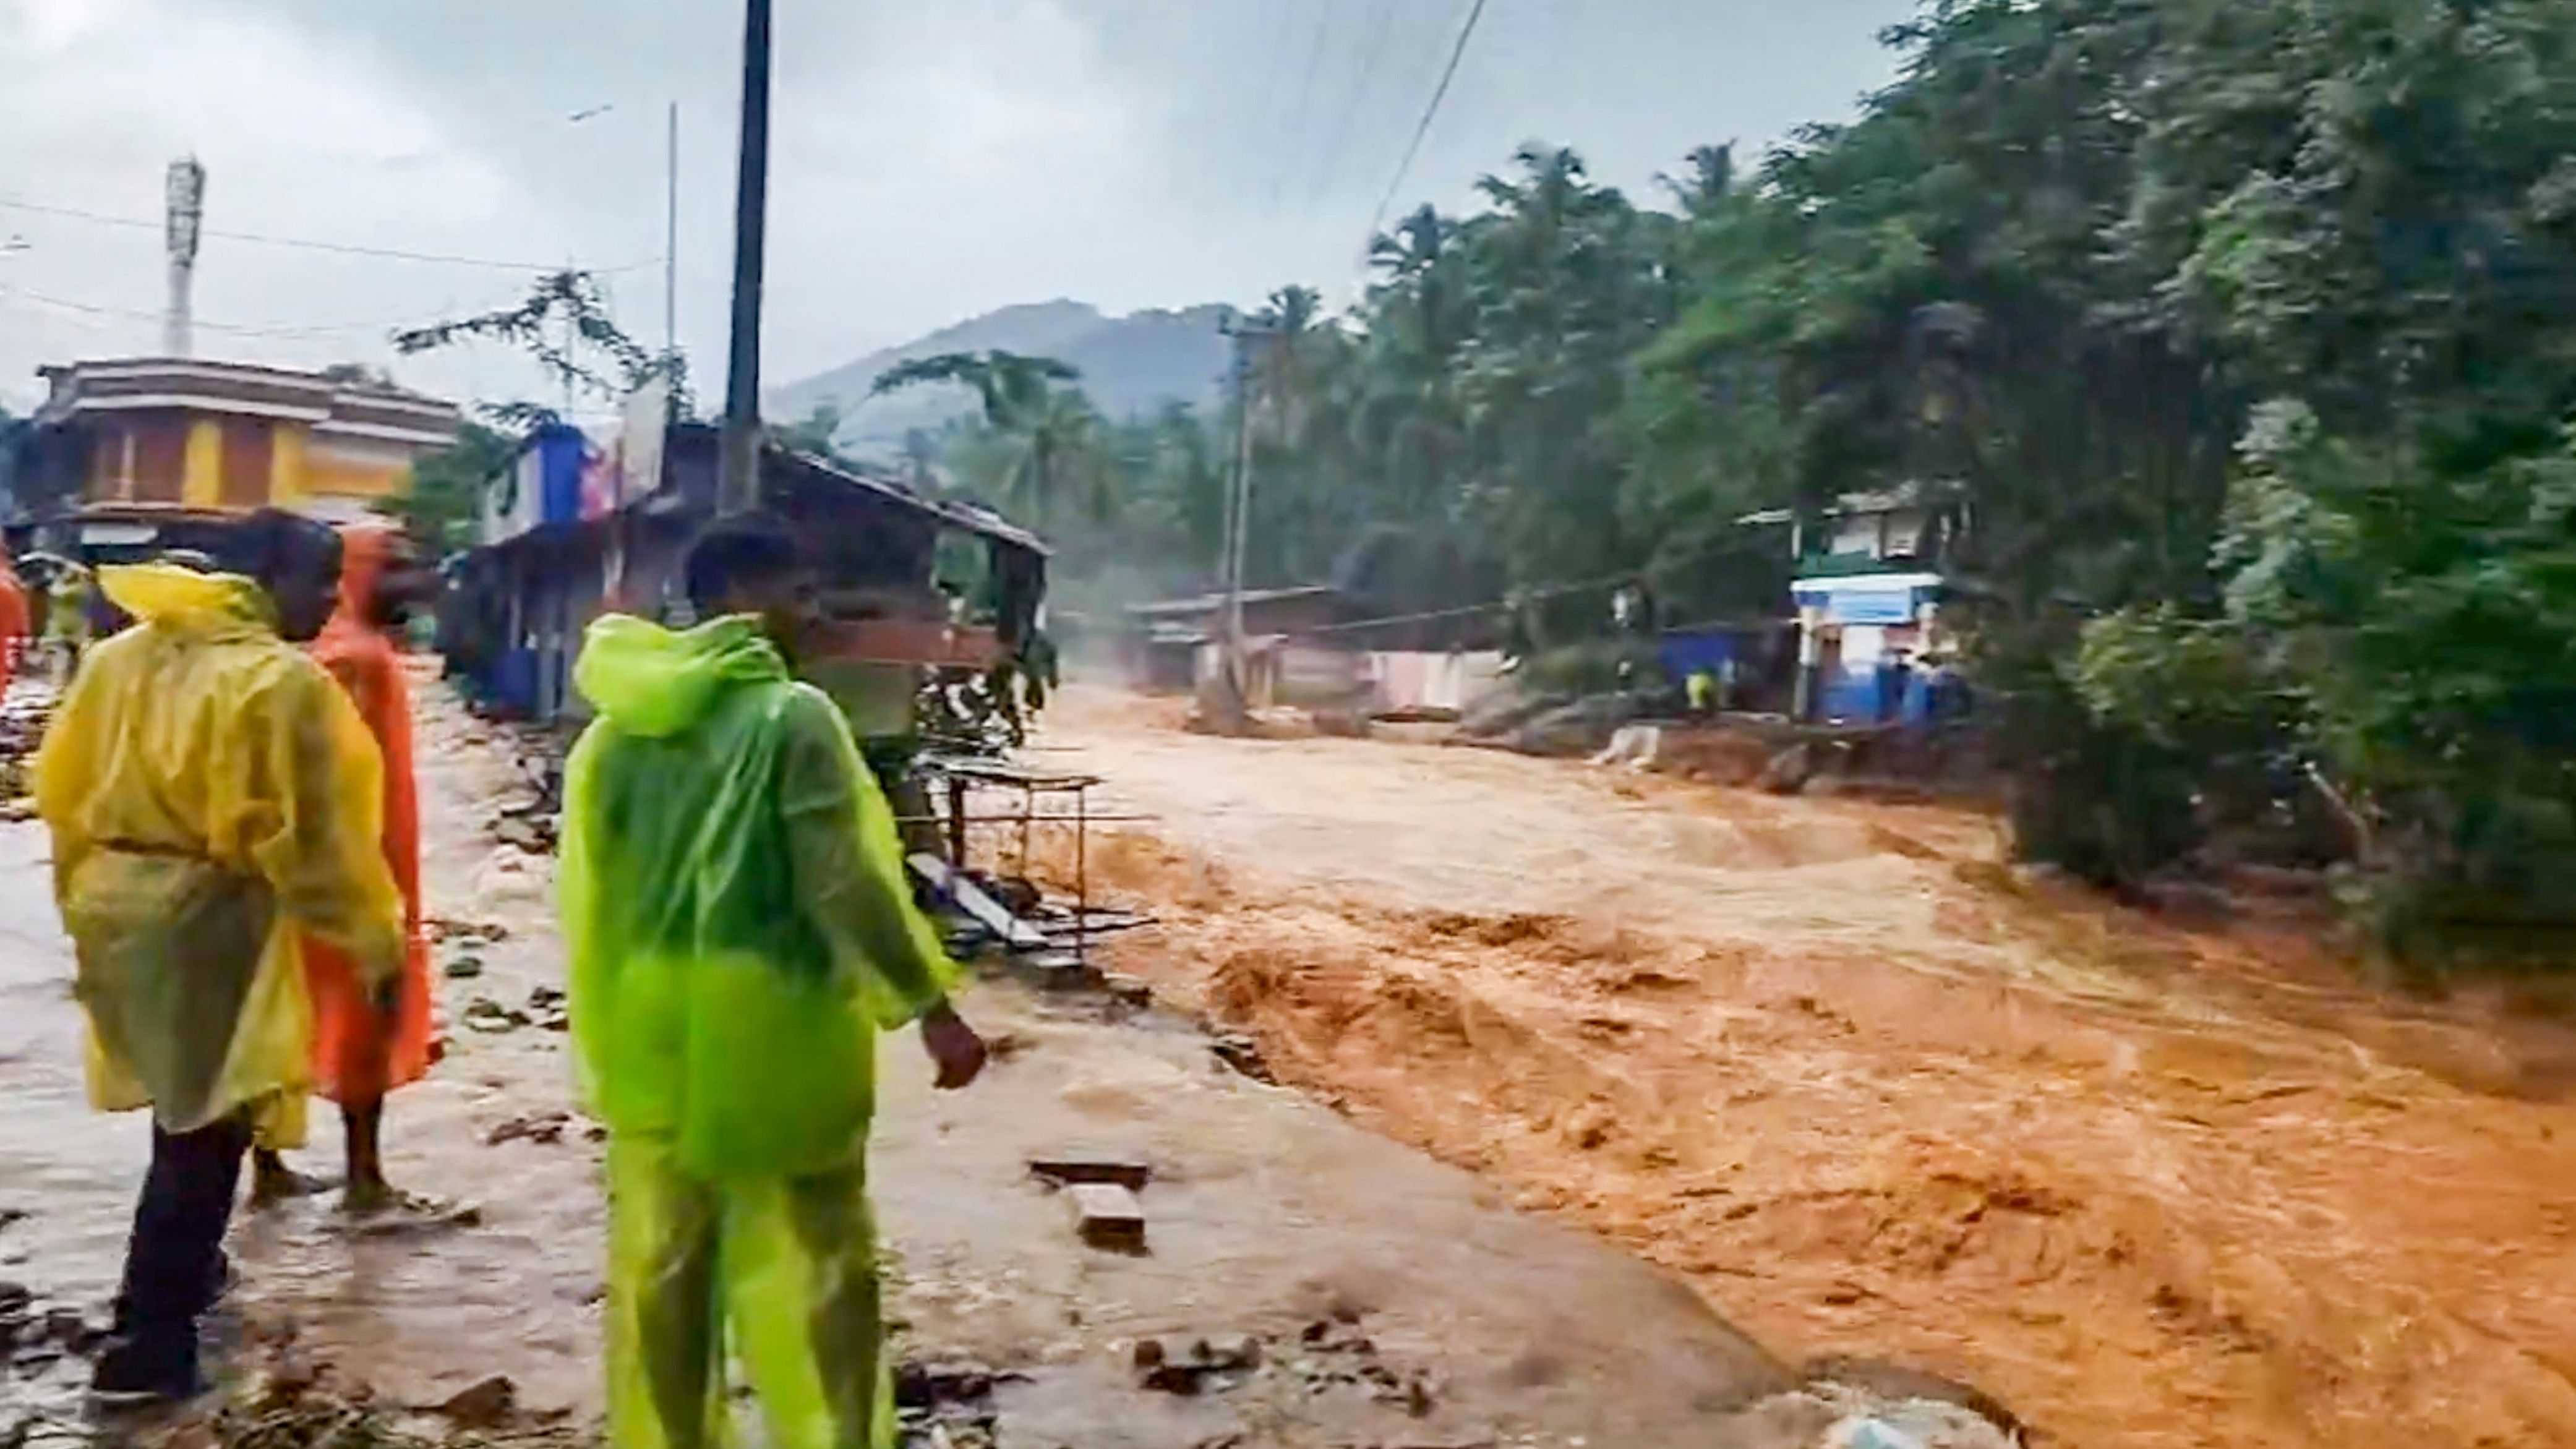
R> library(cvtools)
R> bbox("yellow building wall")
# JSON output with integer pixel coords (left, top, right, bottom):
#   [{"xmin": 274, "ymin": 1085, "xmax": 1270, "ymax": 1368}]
[
  {"xmin": 181, "ymin": 418, "xmax": 224, "ymax": 508},
  {"xmin": 301, "ymin": 452, "xmax": 408, "ymax": 498},
  {"xmin": 270, "ymin": 423, "xmax": 309, "ymax": 506}
]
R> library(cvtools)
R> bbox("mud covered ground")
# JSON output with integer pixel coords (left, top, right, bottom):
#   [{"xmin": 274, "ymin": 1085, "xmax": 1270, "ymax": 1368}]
[
  {"xmin": 1045, "ymin": 688, "xmax": 2576, "ymax": 1449},
  {"xmin": 4, "ymin": 670, "xmax": 1988, "ymax": 1448}
]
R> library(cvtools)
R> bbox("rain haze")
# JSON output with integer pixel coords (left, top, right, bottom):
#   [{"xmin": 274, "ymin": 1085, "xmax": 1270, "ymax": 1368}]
[{"xmin": 0, "ymin": 0, "xmax": 1914, "ymax": 412}]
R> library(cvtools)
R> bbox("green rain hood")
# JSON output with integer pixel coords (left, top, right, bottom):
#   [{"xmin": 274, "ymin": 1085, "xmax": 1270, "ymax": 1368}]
[{"xmin": 561, "ymin": 614, "xmax": 954, "ymax": 1179}]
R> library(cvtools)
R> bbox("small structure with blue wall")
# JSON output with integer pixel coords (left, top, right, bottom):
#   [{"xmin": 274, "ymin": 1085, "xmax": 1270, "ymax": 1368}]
[{"xmin": 1752, "ymin": 482, "xmax": 1959, "ymax": 725}]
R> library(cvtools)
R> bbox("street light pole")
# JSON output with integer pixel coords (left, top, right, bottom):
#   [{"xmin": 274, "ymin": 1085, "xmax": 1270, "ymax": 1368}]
[
  {"xmin": 665, "ymin": 101, "xmax": 680, "ymax": 365},
  {"xmin": 719, "ymin": 0, "xmax": 774, "ymax": 515}
]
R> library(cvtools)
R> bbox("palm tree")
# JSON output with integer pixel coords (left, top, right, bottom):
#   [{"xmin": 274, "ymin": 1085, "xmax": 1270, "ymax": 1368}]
[
  {"xmin": 873, "ymin": 350, "xmax": 1094, "ymax": 530},
  {"xmin": 870, "ymin": 350, "xmax": 1080, "ymax": 436}
]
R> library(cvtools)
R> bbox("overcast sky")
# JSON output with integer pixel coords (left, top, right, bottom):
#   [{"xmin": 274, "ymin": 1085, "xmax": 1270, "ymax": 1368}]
[{"xmin": 1, "ymin": 0, "xmax": 1915, "ymax": 415}]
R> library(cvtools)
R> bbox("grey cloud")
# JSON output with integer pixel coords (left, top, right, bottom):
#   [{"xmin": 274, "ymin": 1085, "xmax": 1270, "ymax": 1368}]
[{"xmin": 7, "ymin": 0, "xmax": 1911, "ymax": 412}]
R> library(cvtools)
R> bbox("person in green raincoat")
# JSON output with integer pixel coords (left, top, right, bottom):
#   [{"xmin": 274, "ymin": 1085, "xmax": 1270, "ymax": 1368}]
[
  {"xmin": 35, "ymin": 510, "xmax": 404, "ymax": 1403},
  {"xmin": 560, "ymin": 513, "xmax": 989, "ymax": 1449}
]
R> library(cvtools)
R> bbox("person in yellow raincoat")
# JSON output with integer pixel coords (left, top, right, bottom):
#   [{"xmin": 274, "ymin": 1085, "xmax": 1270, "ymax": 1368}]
[
  {"xmin": 560, "ymin": 513, "xmax": 988, "ymax": 1449},
  {"xmin": 34, "ymin": 509, "xmax": 404, "ymax": 1404},
  {"xmin": 41, "ymin": 558, "xmax": 93, "ymax": 684}
]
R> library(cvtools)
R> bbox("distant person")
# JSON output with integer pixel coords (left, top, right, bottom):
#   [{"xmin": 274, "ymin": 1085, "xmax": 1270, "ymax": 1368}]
[
  {"xmin": 35, "ymin": 511, "xmax": 403, "ymax": 1403},
  {"xmin": 559, "ymin": 513, "xmax": 988, "ymax": 1449},
  {"xmin": 0, "ymin": 546, "xmax": 28, "ymax": 700},
  {"xmin": 249, "ymin": 526, "xmax": 446, "ymax": 1218},
  {"xmin": 43, "ymin": 560, "xmax": 92, "ymax": 683}
]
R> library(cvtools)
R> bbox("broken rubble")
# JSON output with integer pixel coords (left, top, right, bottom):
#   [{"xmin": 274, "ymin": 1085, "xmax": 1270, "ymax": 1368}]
[
  {"xmin": 1026, "ymin": 1152, "xmax": 1152, "ymax": 1192},
  {"xmin": 1065, "ymin": 1182, "xmax": 1146, "ymax": 1252},
  {"xmin": 435, "ymin": 1372, "xmax": 517, "ymax": 1427},
  {"xmin": 486, "ymin": 1111, "xmax": 572, "ymax": 1147}
]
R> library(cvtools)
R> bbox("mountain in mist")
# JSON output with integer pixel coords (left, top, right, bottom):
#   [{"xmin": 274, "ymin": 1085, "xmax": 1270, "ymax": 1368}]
[{"xmin": 769, "ymin": 299, "xmax": 1234, "ymax": 456}]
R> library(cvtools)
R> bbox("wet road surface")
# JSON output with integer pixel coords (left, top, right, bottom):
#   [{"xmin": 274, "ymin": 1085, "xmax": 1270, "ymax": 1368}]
[{"xmin": 0, "ymin": 677, "xmax": 1862, "ymax": 1447}]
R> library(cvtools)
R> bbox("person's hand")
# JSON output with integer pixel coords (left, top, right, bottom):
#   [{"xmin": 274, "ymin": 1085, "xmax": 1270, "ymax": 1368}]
[{"xmin": 918, "ymin": 1002, "xmax": 988, "ymax": 1090}]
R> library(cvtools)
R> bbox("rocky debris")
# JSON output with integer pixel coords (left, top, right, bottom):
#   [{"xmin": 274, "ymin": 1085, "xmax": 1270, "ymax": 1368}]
[
  {"xmin": 492, "ymin": 809, "xmax": 557, "ymax": 857},
  {"xmin": 1100, "ymin": 972, "xmax": 1155, "ymax": 1008},
  {"xmin": 1064, "ymin": 1183, "xmax": 1147, "ymax": 1253},
  {"xmin": 1027, "ymin": 1152, "xmax": 1152, "ymax": 1192},
  {"xmin": 462, "ymin": 996, "xmax": 533, "ymax": 1033},
  {"xmin": 1210, "ymin": 1033, "xmax": 1273, "ymax": 1083},
  {"xmin": 892, "ymin": 1358, "xmax": 1012, "ymax": 1448},
  {"xmin": 1513, "ymin": 695, "xmax": 1637, "ymax": 758},
  {"xmin": 1132, "ymin": 1333, "xmax": 1263, "ymax": 1396},
  {"xmin": 1, "ymin": 1281, "xmax": 105, "ymax": 1375},
  {"xmin": 1129, "ymin": 1316, "xmax": 1444, "ymax": 1425},
  {"xmin": 461, "ymin": 986, "xmax": 567, "ymax": 1035},
  {"xmin": 426, "ymin": 918, "xmax": 512, "ymax": 947},
  {"xmin": 435, "ymin": 1373, "xmax": 517, "ymax": 1428},
  {"xmin": 486, "ymin": 1111, "xmax": 572, "ymax": 1147},
  {"xmin": 1761, "ymin": 741, "xmax": 1817, "ymax": 794},
  {"xmin": 442, "ymin": 953, "xmax": 486, "ymax": 981},
  {"xmin": 528, "ymin": 985, "xmax": 570, "ymax": 1032}
]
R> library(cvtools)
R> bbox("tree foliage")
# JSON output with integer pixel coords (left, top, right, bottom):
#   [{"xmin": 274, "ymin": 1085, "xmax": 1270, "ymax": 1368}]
[
  {"xmin": 396, "ymin": 421, "xmax": 517, "ymax": 558},
  {"xmin": 897, "ymin": 0, "xmax": 2576, "ymax": 959},
  {"xmin": 393, "ymin": 268, "xmax": 688, "ymax": 430}
]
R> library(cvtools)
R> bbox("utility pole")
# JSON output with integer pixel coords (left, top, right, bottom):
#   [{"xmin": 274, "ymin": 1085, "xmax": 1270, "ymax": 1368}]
[
  {"xmin": 664, "ymin": 101, "xmax": 680, "ymax": 365},
  {"xmin": 719, "ymin": 0, "xmax": 774, "ymax": 514},
  {"xmin": 1214, "ymin": 314, "xmax": 1276, "ymax": 725}
]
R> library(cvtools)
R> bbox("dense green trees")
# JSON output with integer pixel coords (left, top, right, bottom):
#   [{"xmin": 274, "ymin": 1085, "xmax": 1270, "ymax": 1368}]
[{"xmin": 909, "ymin": 0, "xmax": 2576, "ymax": 957}]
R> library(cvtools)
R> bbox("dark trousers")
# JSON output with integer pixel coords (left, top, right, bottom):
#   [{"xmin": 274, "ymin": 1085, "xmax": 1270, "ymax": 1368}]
[{"xmin": 110, "ymin": 1113, "xmax": 250, "ymax": 1375}]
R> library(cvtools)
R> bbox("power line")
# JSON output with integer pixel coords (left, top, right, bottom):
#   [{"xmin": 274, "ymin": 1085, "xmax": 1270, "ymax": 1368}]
[
  {"xmin": 1306, "ymin": 0, "xmax": 1400, "ymax": 209},
  {"xmin": 1267, "ymin": 0, "xmax": 1343, "ymax": 216},
  {"xmin": 0, "ymin": 281, "xmax": 515, "ymax": 341},
  {"xmin": 1363, "ymin": 0, "xmax": 1492, "ymax": 246},
  {"xmin": 0, "ymin": 195, "xmax": 656, "ymax": 273}
]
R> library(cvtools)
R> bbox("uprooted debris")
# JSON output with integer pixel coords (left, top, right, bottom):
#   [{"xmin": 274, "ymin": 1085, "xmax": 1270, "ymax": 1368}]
[
  {"xmin": 460, "ymin": 987, "xmax": 567, "ymax": 1037},
  {"xmin": 1, "ymin": 1280, "xmax": 105, "ymax": 1378},
  {"xmin": 1128, "ymin": 1313, "xmax": 1439, "ymax": 1420}
]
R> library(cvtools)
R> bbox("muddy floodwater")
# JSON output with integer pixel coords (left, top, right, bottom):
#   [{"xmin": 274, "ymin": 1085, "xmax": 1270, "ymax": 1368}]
[
  {"xmin": 3, "ymin": 676, "xmax": 1941, "ymax": 1448},
  {"xmin": 1044, "ymin": 688, "xmax": 2576, "ymax": 1449}
]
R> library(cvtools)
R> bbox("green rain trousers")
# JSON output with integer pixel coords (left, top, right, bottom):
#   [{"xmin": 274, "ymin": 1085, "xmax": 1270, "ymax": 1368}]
[
  {"xmin": 605, "ymin": 1137, "xmax": 886, "ymax": 1449},
  {"xmin": 560, "ymin": 615, "xmax": 955, "ymax": 1449}
]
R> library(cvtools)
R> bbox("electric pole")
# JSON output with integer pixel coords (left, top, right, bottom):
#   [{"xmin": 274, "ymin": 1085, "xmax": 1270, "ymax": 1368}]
[
  {"xmin": 719, "ymin": 0, "xmax": 774, "ymax": 514},
  {"xmin": 665, "ymin": 101, "xmax": 680, "ymax": 367},
  {"xmin": 1214, "ymin": 314, "xmax": 1277, "ymax": 726}
]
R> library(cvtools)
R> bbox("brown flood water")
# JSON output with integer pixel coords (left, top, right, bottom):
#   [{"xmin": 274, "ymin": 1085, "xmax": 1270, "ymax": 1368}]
[
  {"xmin": 1043, "ymin": 687, "xmax": 2576, "ymax": 1449},
  {"xmin": 4, "ymin": 675, "xmax": 1899, "ymax": 1448}
]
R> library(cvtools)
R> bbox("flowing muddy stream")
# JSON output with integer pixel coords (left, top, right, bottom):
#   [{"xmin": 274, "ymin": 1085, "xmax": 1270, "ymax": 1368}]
[
  {"xmin": 6, "ymin": 672, "xmax": 1935, "ymax": 1448},
  {"xmin": 1045, "ymin": 688, "xmax": 2576, "ymax": 1449}
]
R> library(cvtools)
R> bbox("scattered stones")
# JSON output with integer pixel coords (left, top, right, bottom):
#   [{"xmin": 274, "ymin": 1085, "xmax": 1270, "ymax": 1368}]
[
  {"xmin": 486, "ymin": 1111, "xmax": 571, "ymax": 1147},
  {"xmin": 427, "ymin": 917, "xmax": 512, "ymax": 946},
  {"xmin": 891, "ymin": 1358, "xmax": 1008, "ymax": 1448},
  {"xmin": 1027, "ymin": 1153, "xmax": 1152, "ymax": 1192},
  {"xmin": 1065, "ymin": 1182, "xmax": 1147, "ymax": 1253},
  {"xmin": 442, "ymin": 954, "xmax": 486, "ymax": 981},
  {"xmin": 1132, "ymin": 1335, "xmax": 1262, "ymax": 1396},
  {"xmin": 435, "ymin": 1372, "xmax": 517, "ymax": 1428},
  {"xmin": 528, "ymin": 985, "xmax": 570, "ymax": 1032},
  {"xmin": 1100, "ymin": 972, "xmax": 1154, "ymax": 1008},
  {"xmin": 1210, "ymin": 1033, "xmax": 1273, "ymax": 1083},
  {"xmin": 462, "ymin": 996, "xmax": 531, "ymax": 1033}
]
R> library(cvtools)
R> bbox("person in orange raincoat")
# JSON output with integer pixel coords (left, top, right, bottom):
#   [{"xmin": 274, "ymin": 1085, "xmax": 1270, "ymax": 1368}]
[
  {"xmin": 249, "ymin": 524, "xmax": 443, "ymax": 1216},
  {"xmin": 0, "ymin": 546, "xmax": 30, "ymax": 698}
]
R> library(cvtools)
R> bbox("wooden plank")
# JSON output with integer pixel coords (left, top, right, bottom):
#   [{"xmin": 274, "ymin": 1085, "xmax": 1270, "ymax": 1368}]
[
  {"xmin": 1027, "ymin": 1153, "xmax": 1153, "ymax": 1192},
  {"xmin": 907, "ymin": 853, "xmax": 1050, "ymax": 951}
]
